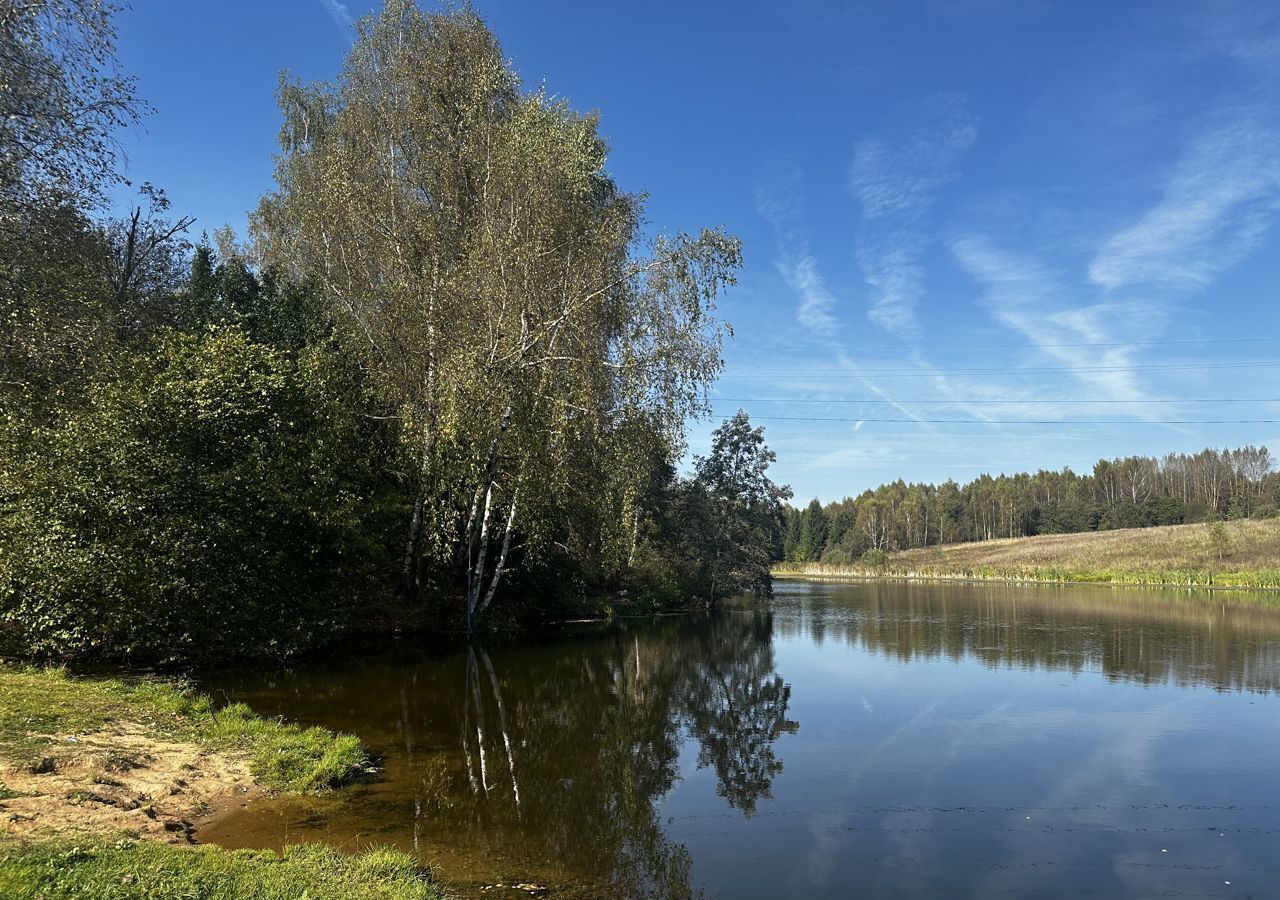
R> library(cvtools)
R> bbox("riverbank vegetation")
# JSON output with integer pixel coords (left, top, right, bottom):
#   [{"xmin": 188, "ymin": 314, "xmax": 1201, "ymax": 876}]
[
  {"xmin": 783, "ymin": 446, "xmax": 1280, "ymax": 565},
  {"xmin": 0, "ymin": 1, "xmax": 787, "ymax": 665},
  {"xmin": 775, "ymin": 517, "xmax": 1280, "ymax": 590}
]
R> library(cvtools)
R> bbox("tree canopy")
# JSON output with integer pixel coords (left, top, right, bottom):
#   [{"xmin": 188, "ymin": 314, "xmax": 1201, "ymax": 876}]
[
  {"xmin": 0, "ymin": 0, "xmax": 777, "ymax": 662},
  {"xmin": 254, "ymin": 0, "xmax": 742, "ymax": 630}
]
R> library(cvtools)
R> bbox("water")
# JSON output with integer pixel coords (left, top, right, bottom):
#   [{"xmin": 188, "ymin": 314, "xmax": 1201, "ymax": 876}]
[{"xmin": 200, "ymin": 580, "xmax": 1280, "ymax": 898}]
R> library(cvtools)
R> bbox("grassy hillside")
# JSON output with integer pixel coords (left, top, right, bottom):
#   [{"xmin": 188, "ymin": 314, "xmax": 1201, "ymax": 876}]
[{"xmin": 774, "ymin": 518, "xmax": 1280, "ymax": 589}]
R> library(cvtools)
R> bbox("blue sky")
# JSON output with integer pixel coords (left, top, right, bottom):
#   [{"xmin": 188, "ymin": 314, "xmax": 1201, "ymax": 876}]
[{"xmin": 111, "ymin": 0, "xmax": 1280, "ymax": 503}]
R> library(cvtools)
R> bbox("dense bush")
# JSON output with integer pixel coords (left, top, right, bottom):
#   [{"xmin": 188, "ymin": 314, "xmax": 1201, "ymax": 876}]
[{"xmin": 0, "ymin": 328, "xmax": 398, "ymax": 662}]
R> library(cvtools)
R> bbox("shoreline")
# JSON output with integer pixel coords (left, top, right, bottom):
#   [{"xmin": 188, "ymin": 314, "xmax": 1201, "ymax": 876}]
[
  {"xmin": 772, "ymin": 567, "xmax": 1280, "ymax": 595},
  {"xmin": 0, "ymin": 667, "xmax": 443, "ymax": 899}
]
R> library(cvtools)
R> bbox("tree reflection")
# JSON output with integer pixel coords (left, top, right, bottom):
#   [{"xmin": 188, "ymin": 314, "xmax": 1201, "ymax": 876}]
[
  {"xmin": 207, "ymin": 611, "xmax": 798, "ymax": 899},
  {"xmin": 441, "ymin": 610, "xmax": 797, "ymax": 897},
  {"xmin": 678, "ymin": 611, "xmax": 798, "ymax": 816},
  {"xmin": 770, "ymin": 581, "xmax": 1280, "ymax": 693}
]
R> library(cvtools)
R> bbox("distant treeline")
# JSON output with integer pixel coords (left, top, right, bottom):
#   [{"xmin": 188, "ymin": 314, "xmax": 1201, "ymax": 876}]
[{"xmin": 783, "ymin": 447, "xmax": 1278, "ymax": 564}]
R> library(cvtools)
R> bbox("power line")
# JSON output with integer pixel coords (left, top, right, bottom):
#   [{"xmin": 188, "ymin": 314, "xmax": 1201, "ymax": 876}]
[
  {"xmin": 719, "ymin": 361, "xmax": 1280, "ymax": 377},
  {"xmin": 711, "ymin": 397, "xmax": 1280, "ymax": 405},
  {"xmin": 737, "ymin": 415, "xmax": 1280, "ymax": 425},
  {"xmin": 729, "ymin": 336, "xmax": 1280, "ymax": 352}
]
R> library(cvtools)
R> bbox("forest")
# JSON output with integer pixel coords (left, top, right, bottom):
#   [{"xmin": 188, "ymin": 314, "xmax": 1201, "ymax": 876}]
[
  {"xmin": 0, "ymin": 1, "xmax": 789, "ymax": 664},
  {"xmin": 783, "ymin": 446, "xmax": 1280, "ymax": 564}
]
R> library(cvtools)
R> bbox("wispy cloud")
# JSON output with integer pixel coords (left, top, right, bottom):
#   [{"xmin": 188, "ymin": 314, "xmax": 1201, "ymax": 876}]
[
  {"xmin": 851, "ymin": 93, "xmax": 977, "ymax": 336},
  {"xmin": 320, "ymin": 0, "xmax": 356, "ymax": 39},
  {"xmin": 952, "ymin": 234, "xmax": 1160, "ymax": 410},
  {"xmin": 786, "ymin": 255, "xmax": 841, "ymax": 334},
  {"xmin": 757, "ymin": 163, "xmax": 841, "ymax": 335},
  {"xmin": 1185, "ymin": 0, "xmax": 1280, "ymax": 66},
  {"xmin": 1089, "ymin": 110, "xmax": 1280, "ymax": 292}
]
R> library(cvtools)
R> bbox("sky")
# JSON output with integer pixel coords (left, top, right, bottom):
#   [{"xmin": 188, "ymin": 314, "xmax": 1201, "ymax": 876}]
[{"xmin": 109, "ymin": 0, "xmax": 1280, "ymax": 503}]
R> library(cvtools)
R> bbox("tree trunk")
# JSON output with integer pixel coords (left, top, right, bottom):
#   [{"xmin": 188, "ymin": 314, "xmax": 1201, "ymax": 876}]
[
  {"xmin": 464, "ymin": 405, "xmax": 513, "ymax": 633},
  {"xmin": 627, "ymin": 505, "xmax": 640, "ymax": 567},
  {"xmin": 477, "ymin": 490, "xmax": 518, "ymax": 617},
  {"xmin": 402, "ymin": 489, "xmax": 424, "ymax": 595},
  {"xmin": 467, "ymin": 482, "xmax": 494, "ymax": 629},
  {"xmin": 402, "ymin": 419, "xmax": 433, "ymax": 598}
]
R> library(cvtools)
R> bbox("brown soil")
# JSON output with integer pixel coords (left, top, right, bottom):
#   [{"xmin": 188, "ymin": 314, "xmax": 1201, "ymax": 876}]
[{"xmin": 0, "ymin": 723, "xmax": 263, "ymax": 843}]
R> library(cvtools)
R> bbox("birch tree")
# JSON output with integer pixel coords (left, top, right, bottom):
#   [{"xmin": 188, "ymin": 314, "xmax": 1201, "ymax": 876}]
[{"xmin": 255, "ymin": 1, "xmax": 739, "ymax": 626}]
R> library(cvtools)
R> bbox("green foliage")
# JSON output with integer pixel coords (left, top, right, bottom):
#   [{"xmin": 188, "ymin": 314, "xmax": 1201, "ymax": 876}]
[
  {"xmin": 0, "ymin": 834, "xmax": 441, "ymax": 900},
  {"xmin": 796, "ymin": 499, "xmax": 828, "ymax": 562},
  {"xmin": 860, "ymin": 549, "xmax": 889, "ymax": 569},
  {"xmin": 646, "ymin": 412, "xmax": 790, "ymax": 604},
  {"xmin": 0, "ymin": 667, "xmax": 370, "ymax": 792},
  {"xmin": 0, "ymin": 202, "xmax": 117, "ymax": 421},
  {"xmin": 181, "ymin": 241, "xmax": 322, "ymax": 348},
  {"xmin": 0, "ymin": 327, "xmax": 397, "ymax": 662},
  {"xmin": 2, "ymin": 0, "xmax": 743, "ymax": 660},
  {"xmin": 256, "ymin": 2, "xmax": 740, "ymax": 624},
  {"xmin": 0, "ymin": 0, "xmax": 144, "ymax": 212}
]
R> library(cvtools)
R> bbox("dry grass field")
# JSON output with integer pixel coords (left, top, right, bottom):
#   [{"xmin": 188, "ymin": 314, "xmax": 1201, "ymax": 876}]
[{"xmin": 774, "ymin": 518, "xmax": 1280, "ymax": 589}]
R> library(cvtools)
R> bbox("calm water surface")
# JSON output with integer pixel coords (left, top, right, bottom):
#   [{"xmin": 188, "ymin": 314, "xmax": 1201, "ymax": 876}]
[{"xmin": 200, "ymin": 581, "xmax": 1280, "ymax": 899}]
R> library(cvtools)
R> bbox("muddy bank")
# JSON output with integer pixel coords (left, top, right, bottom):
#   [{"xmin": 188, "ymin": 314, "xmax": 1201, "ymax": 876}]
[{"xmin": 1, "ymin": 721, "xmax": 263, "ymax": 843}]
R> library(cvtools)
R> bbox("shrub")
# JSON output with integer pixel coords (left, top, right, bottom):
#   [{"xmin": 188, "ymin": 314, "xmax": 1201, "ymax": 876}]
[
  {"xmin": 860, "ymin": 548, "xmax": 889, "ymax": 568},
  {"xmin": 0, "ymin": 328, "xmax": 397, "ymax": 662},
  {"xmin": 819, "ymin": 548, "xmax": 854, "ymax": 566}
]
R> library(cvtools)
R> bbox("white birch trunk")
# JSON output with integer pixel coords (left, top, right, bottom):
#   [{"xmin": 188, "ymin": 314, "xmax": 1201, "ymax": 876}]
[
  {"xmin": 467, "ymin": 482, "xmax": 494, "ymax": 620},
  {"xmin": 476, "ymin": 490, "xmax": 518, "ymax": 617},
  {"xmin": 464, "ymin": 406, "xmax": 513, "ymax": 627}
]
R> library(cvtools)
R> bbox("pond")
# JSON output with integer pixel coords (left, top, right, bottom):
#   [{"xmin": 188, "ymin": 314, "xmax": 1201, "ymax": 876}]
[{"xmin": 199, "ymin": 580, "xmax": 1280, "ymax": 898}]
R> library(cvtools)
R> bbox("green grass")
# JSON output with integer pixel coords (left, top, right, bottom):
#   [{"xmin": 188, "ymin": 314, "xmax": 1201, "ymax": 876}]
[
  {"xmin": 0, "ymin": 833, "xmax": 443, "ymax": 900},
  {"xmin": 0, "ymin": 667, "xmax": 370, "ymax": 792}
]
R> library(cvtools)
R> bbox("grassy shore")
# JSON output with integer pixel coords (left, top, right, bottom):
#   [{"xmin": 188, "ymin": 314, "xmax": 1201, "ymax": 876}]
[
  {"xmin": 0, "ymin": 835, "xmax": 439, "ymax": 900},
  {"xmin": 0, "ymin": 667, "xmax": 370, "ymax": 792},
  {"xmin": 774, "ymin": 518, "xmax": 1280, "ymax": 591},
  {"xmin": 0, "ymin": 667, "xmax": 443, "ymax": 899}
]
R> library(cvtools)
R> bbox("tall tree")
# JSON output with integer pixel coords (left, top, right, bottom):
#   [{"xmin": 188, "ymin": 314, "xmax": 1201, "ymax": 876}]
[
  {"xmin": 99, "ymin": 183, "xmax": 194, "ymax": 339},
  {"xmin": 254, "ymin": 2, "xmax": 740, "ymax": 626},
  {"xmin": 693, "ymin": 411, "xmax": 791, "ymax": 602},
  {"xmin": 797, "ymin": 498, "xmax": 827, "ymax": 562}
]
